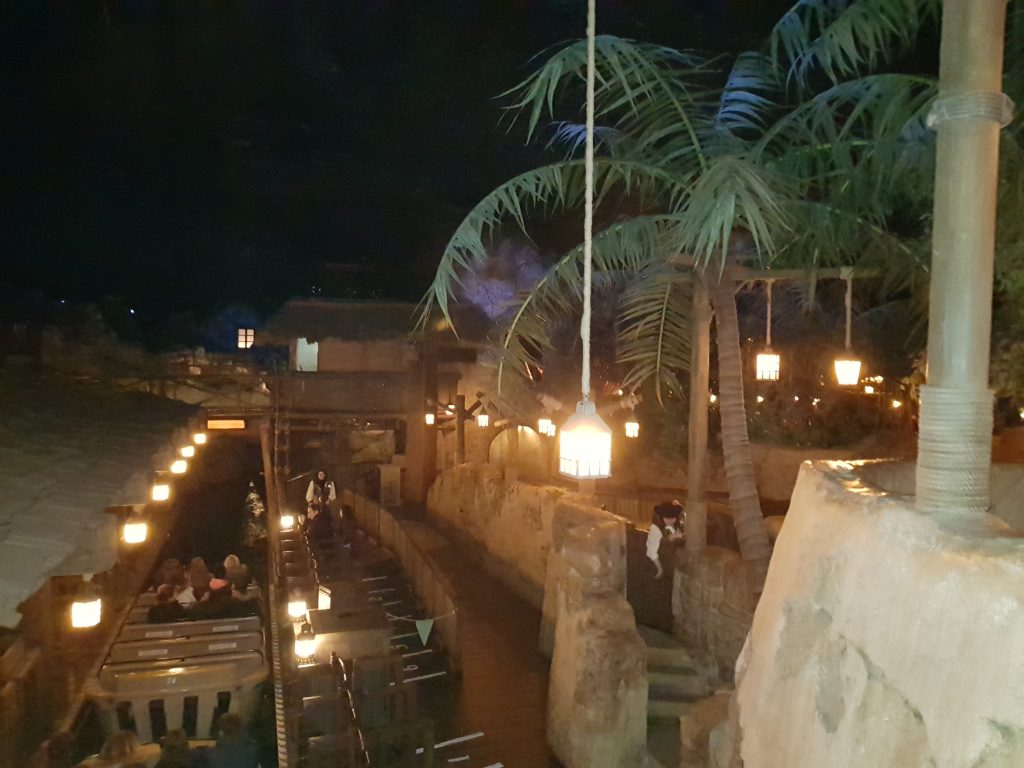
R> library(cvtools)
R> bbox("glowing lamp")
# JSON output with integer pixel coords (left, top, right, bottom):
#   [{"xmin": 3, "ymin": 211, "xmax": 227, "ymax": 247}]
[
  {"xmin": 179, "ymin": 445, "xmax": 195, "ymax": 458},
  {"xmin": 192, "ymin": 432, "xmax": 207, "ymax": 445},
  {"xmin": 151, "ymin": 483, "xmax": 171, "ymax": 502},
  {"xmin": 756, "ymin": 395, "xmax": 765, "ymax": 404},
  {"xmin": 294, "ymin": 622, "xmax": 318, "ymax": 663},
  {"xmin": 279, "ymin": 513, "xmax": 296, "ymax": 531},
  {"xmin": 709, "ymin": 393, "xmax": 718, "ymax": 404},
  {"xmin": 891, "ymin": 399, "xmax": 903, "ymax": 409},
  {"xmin": 121, "ymin": 519, "xmax": 148, "ymax": 545},
  {"xmin": 424, "ymin": 413, "xmax": 435, "ymax": 426},
  {"xmin": 476, "ymin": 413, "xmax": 490, "ymax": 428},
  {"xmin": 834, "ymin": 357, "xmax": 862, "ymax": 386},
  {"xmin": 317, "ymin": 585, "xmax": 331, "ymax": 610},
  {"xmin": 864, "ymin": 385, "xmax": 876, "ymax": 395},
  {"xmin": 170, "ymin": 459, "xmax": 188, "ymax": 475},
  {"xmin": 287, "ymin": 593, "xmax": 308, "ymax": 620},
  {"xmin": 755, "ymin": 351, "xmax": 781, "ymax": 382},
  {"xmin": 624, "ymin": 420, "xmax": 639, "ymax": 438},
  {"xmin": 537, "ymin": 418, "xmax": 552, "ymax": 435},
  {"xmin": 70, "ymin": 577, "xmax": 102, "ymax": 629},
  {"xmin": 559, "ymin": 401, "xmax": 612, "ymax": 479}
]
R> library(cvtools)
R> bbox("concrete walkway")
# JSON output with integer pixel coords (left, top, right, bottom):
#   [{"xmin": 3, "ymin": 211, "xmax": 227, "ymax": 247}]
[{"xmin": 396, "ymin": 511, "xmax": 562, "ymax": 767}]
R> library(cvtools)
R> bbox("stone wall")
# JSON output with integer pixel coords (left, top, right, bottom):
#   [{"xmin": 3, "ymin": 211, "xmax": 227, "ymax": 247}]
[
  {"xmin": 672, "ymin": 547, "xmax": 756, "ymax": 681},
  {"xmin": 716, "ymin": 460, "xmax": 1024, "ymax": 768}
]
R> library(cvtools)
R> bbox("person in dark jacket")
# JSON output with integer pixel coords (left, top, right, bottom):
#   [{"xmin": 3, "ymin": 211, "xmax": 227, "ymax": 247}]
[
  {"xmin": 155, "ymin": 729, "xmax": 199, "ymax": 768},
  {"xmin": 211, "ymin": 713, "xmax": 259, "ymax": 768},
  {"xmin": 148, "ymin": 585, "xmax": 187, "ymax": 623}
]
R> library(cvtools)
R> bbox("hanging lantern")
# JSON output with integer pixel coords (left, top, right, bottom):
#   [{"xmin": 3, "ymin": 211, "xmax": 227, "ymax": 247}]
[
  {"xmin": 624, "ymin": 420, "xmax": 639, "ymax": 438},
  {"xmin": 279, "ymin": 512, "xmax": 296, "ymax": 531},
  {"xmin": 833, "ymin": 270, "xmax": 862, "ymax": 386},
  {"xmin": 476, "ymin": 413, "xmax": 490, "ymax": 428},
  {"xmin": 121, "ymin": 511, "xmax": 148, "ymax": 545},
  {"xmin": 179, "ymin": 445, "xmax": 195, "ymax": 458},
  {"xmin": 151, "ymin": 482, "xmax": 171, "ymax": 502},
  {"xmin": 756, "ymin": 280, "xmax": 782, "ymax": 381},
  {"xmin": 192, "ymin": 432, "xmax": 207, "ymax": 445},
  {"xmin": 424, "ymin": 413, "xmax": 436, "ymax": 426},
  {"xmin": 287, "ymin": 591, "xmax": 308, "ymax": 620},
  {"xmin": 559, "ymin": 401, "xmax": 612, "ymax": 479},
  {"xmin": 70, "ymin": 576, "xmax": 102, "ymax": 629},
  {"xmin": 170, "ymin": 459, "xmax": 188, "ymax": 475},
  {"xmin": 546, "ymin": 423, "xmax": 557, "ymax": 437},
  {"xmin": 294, "ymin": 621, "xmax": 318, "ymax": 663},
  {"xmin": 538, "ymin": 417, "xmax": 552, "ymax": 435},
  {"xmin": 558, "ymin": 0, "xmax": 611, "ymax": 484}
]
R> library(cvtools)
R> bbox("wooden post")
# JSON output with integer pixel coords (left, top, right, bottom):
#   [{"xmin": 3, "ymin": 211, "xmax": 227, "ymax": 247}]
[
  {"xmin": 916, "ymin": 0, "xmax": 1008, "ymax": 514},
  {"xmin": 686, "ymin": 280, "xmax": 712, "ymax": 554},
  {"xmin": 455, "ymin": 394, "xmax": 466, "ymax": 465},
  {"xmin": 405, "ymin": 351, "xmax": 438, "ymax": 504}
]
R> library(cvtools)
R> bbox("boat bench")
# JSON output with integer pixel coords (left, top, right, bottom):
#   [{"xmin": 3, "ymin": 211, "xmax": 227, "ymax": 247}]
[
  {"xmin": 109, "ymin": 631, "xmax": 263, "ymax": 664},
  {"xmin": 119, "ymin": 615, "xmax": 262, "ymax": 643}
]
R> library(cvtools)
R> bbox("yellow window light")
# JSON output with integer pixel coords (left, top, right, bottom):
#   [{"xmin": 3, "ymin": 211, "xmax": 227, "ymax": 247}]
[
  {"xmin": 834, "ymin": 358, "xmax": 862, "ymax": 387},
  {"xmin": 207, "ymin": 419, "xmax": 246, "ymax": 430},
  {"xmin": 624, "ymin": 420, "xmax": 639, "ymax": 438},
  {"xmin": 151, "ymin": 483, "xmax": 171, "ymax": 502},
  {"xmin": 476, "ymin": 413, "xmax": 490, "ymax": 428},
  {"xmin": 192, "ymin": 432, "xmax": 207, "ymax": 445},
  {"xmin": 170, "ymin": 459, "xmax": 188, "ymax": 475},
  {"xmin": 179, "ymin": 445, "xmax": 195, "ymax": 458},
  {"xmin": 755, "ymin": 351, "xmax": 781, "ymax": 382},
  {"xmin": 559, "ymin": 401, "xmax": 612, "ymax": 479}
]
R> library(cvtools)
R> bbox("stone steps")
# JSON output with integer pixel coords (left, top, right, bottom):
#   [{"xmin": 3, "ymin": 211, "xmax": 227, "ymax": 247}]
[{"xmin": 640, "ymin": 626, "xmax": 709, "ymax": 721}]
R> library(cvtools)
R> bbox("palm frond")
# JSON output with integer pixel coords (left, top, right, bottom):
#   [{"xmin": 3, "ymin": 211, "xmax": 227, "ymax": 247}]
[
  {"xmin": 617, "ymin": 269, "xmax": 692, "ymax": 402},
  {"xmin": 770, "ymin": 0, "xmax": 940, "ymax": 88},
  {"xmin": 712, "ymin": 52, "xmax": 778, "ymax": 138}
]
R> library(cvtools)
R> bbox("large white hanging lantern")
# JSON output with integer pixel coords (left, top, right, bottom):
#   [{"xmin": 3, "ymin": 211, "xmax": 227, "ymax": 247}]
[
  {"xmin": 476, "ymin": 413, "xmax": 490, "ymax": 428},
  {"xmin": 833, "ymin": 271, "xmax": 862, "ymax": 386},
  {"xmin": 538, "ymin": 417, "xmax": 552, "ymax": 435},
  {"xmin": 756, "ymin": 280, "xmax": 781, "ymax": 381},
  {"xmin": 294, "ymin": 622, "xmax": 318, "ymax": 663},
  {"xmin": 121, "ymin": 512, "xmax": 149, "ymax": 545},
  {"xmin": 624, "ymin": 420, "xmax": 639, "ymax": 438},
  {"xmin": 559, "ymin": 401, "xmax": 612, "ymax": 479}
]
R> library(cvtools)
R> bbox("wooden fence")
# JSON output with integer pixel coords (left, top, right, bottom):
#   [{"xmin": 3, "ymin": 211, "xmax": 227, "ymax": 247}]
[{"xmin": 339, "ymin": 489, "xmax": 462, "ymax": 673}]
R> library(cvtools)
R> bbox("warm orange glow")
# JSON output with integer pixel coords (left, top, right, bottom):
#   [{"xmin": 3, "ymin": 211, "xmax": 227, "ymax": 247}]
[
  {"xmin": 476, "ymin": 413, "xmax": 490, "ymax": 428},
  {"xmin": 179, "ymin": 445, "xmax": 195, "ymax": 458},
  {"xmin": 192, "ymin": 432, "xmax": 207, "ymax": 445},
  {"xmin": 425, "ymin": 413, "xmax": 436, "ymax": 425},
  {"xmin": 538, "ymin": 417, "xmax": 552, "ymax": 434},
  {"xmin": 71, "ymin": 598, "xmax": 102, "ymax": 628},
  {"xmin": 207, "ymin": 419, "xmax": 246, "ymax": 430},
  {"xmin": 834, "ymin": 358, "xmax": 862, "ymax": 386},
  {"xmin": 170, "ymin": 459, "xmax": 188, "ymax": 474},
  {"xmin": 151, "ymin": 483, "xmax": 171, "ymax": 502},
  {"xmin": 559, "ymin": 402, "xmax": 612, "ymax": 479},
  {"xmin": 755, "ymin": 351, "xmax": 781, "ymax": 381},
  {"xmin": 280, "ymin": 513, "xmax": 295, "ymax": 531},
  {"xmin": 624, "ymin": 421, "xmax": 639, "ymax": 438},
  {"xmin": 121, "ymin": 521, "xmax": 148, "ymax": 544}
]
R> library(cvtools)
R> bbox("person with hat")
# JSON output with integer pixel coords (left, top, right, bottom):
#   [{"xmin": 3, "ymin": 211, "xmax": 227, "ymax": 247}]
[{"xmin": 646, "ymin": 500, "xmax": 684, "ymax": 579}]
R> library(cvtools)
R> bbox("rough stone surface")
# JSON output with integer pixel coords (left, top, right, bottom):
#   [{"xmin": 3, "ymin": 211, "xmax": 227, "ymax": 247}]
[
  {"xmin": 547, "ymin": 537, "xmax": 648, "ymax": 768},
  {"xmin": 672, "ymin": 547, "xmax": 755, "ymax": 681},
  {"xmin": 724, "ymin": 460, "xmax": 1024, "ymax": 768},
  {"xmin": 679, "ymin": 691, "xmax": 732, "ymax": 767}
]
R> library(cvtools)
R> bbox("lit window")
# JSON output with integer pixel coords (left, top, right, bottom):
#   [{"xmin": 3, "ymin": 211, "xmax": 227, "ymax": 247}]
[{"xmin": 237, "ymin": 328, "xmax": 255, "ymax": 349}]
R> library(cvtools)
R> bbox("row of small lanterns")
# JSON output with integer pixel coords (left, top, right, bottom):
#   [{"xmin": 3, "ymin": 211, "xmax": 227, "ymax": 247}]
[{"xmin": 70, "ymin": 431, "xmax": 210, "ymax": 630}]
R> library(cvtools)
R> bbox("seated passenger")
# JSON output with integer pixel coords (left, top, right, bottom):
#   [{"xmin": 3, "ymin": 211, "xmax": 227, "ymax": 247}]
[
  {"xmin": 78, "ymin": 730, "xmax": 141, "ymax": 767},
  {"xmin": 190, "ymin": 583, "xmax": 233, "ymax": 620},
  {"xmin": 148, "ymin": 585, "xmax": 187, "ymax": 623},
  {"xmin": 229, "ymin": 565, "xmax": 253, "ymax": 600},
  {"xmin": 211, "ymin": 713, "xmax": 259, "ymax": 768},
  {"xmin": 224, "ymin": 553, "xmax": 247, "ymax": 584},
  {"xmin": 155, "ymin": 729, "xmax": 200, "ymax": 768}
]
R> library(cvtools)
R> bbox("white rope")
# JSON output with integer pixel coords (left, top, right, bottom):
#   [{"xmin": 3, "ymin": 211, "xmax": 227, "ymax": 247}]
[
  {"xmin": 581, "ymin": 0, "xmax": 596, "ymax": 401},
  {"xmin": 843, "ymin": 273, "xmax": 853, "ymax": 351},
  {"xmin": 765, "ymin": 279, "xmax": 773, "ymax": 348}
]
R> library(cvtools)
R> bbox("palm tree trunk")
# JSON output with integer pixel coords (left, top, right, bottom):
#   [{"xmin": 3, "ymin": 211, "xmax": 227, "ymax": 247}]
[
  {"xmin": 686, "ymin": 278, "xmax": 712, "ymax": 555},
  {"xmin": 711, "ymin": 275, "xmax": 771, "ymax": 587}
]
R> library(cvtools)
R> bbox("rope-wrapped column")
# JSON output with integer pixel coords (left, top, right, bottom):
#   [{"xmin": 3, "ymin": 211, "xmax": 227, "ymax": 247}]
[{"xmin": 915, "ymin": 386, "xmax": 993, "ymax": 514}]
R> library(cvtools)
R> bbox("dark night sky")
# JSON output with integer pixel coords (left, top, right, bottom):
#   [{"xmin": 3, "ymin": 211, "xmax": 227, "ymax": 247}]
[{"xmin": 1, "ymin": 0, "xmax": 791, "ymax": 327}]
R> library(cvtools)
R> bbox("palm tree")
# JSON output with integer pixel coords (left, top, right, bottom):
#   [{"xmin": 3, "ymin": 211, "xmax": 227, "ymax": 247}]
[{"xmin": 421, "ymin": 1, "xmax": 946, "ymax": 586}]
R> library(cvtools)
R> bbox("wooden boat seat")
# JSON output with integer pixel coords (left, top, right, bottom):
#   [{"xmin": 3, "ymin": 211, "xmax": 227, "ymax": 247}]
[{"xmin": 119, "ymin": 615, "xmax": 262, "ymax": 642}]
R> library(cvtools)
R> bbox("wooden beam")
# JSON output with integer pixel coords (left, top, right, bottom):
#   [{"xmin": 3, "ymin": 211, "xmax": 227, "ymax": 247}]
[{"xmin": 663, "ymin": 266, "xmax": 883, "ymax": 283}]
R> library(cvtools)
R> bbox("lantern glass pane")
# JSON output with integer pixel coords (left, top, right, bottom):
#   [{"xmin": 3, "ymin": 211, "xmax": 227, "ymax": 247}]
[
  {"xmin": 122, "ymin": 521, "xmax": 148, "ymax": 544},
  {"xmin": 71, "ymin": 598, "xmax": 102, "ymax": 628},
  {"xmin": 180, "ymin": 445, "xmax": 195, "ymax": 458},
  {"xmin": 170, "ymin": 459, "xmax": 188, "ymax": 474},
  {"xmin": 287, "ymin": 599, "xmax": 308, "ymax": 619},
  {"xmin": 280, "ymin": 513, "xmax": 295, "ymax": 531},
  {"xmin": 294, "ymin": 634, "xmax": 318, "ymax": 661},
  {"xmin": 424, "ymin": 413, "xmax": 435, "ymax": 425},
  {"xmin": 834, "ymin": 358, "xmax": 862, "ymax": 386},
  {"xmin": 476, "ymin": 414, "xmax": 489, "ymax": 427},
  {"xmin": 193, "ymin": 433, "xmax": 207, "ymax": 445},
  {"xmin": 559, "ymin": 406, "xmax": 612, "ymax": 479},
  {"xmin": 538, "ymin": 418, "xmax": 552, "ymax": 434},
  {"xmin": 625, "ymin": 421, "xmax": 640, "ymax": 438},
  {"xmin": 756, "ymin": 352, "xmax": 781, "ymax": 381},
  {"xmin": 151, "ymin": 483, "xmax": 171, "ymax": 502}
]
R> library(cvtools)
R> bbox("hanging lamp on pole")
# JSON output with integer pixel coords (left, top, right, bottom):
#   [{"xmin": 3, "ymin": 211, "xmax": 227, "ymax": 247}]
[
  {"xmin": 559, "ymin": 0, "xmax": 612, "ymax": 480},
  {"xmin": 834, "ymin": 269, "xmax": 862, "ymax": 386},
  {"xmin": 755, "ymin": 280, "xmax": 781, "ymax": 381}
]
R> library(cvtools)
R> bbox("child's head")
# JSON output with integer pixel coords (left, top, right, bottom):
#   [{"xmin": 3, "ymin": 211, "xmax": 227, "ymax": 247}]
[{"xmin": 654, "ymin": 499, "xmax": 684, "ymax": 526}]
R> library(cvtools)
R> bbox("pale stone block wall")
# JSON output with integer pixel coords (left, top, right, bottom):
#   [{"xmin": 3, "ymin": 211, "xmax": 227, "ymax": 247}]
[
  {"xmin": 718, "ymin": 460, "xmax": 1024, "ymax": 768},
  {"xmin": 672, "ymin": 547, "xmax": 755, "ymax": 681}
]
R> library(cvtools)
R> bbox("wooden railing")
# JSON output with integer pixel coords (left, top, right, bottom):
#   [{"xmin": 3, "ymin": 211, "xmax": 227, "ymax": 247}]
[{"xmin": 339, "ymin": 489, "xmax": 463, "ymax": 673}]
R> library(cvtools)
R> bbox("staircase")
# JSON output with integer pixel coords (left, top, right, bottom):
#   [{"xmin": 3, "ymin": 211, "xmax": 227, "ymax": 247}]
[{"xmin": 640, "ymin": 626, "xmax": 709, "ymax": 721}]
